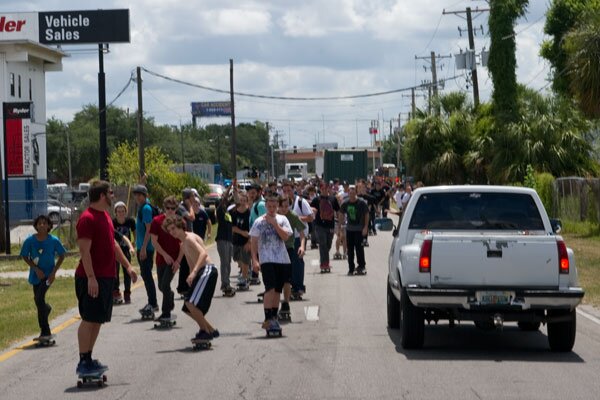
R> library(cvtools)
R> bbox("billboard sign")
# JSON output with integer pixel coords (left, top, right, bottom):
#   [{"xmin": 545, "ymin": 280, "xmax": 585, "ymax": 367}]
[
  {"xmin": 191, "ymin": 101, "xmax": 232, "ymax": 117},
  {"xmin": 0, "ymin": 10, "xmax": 129, "ymax": 44},
  {"xmin": 3, "ymin": 102, "xmax": 33, "ymax": 177}
]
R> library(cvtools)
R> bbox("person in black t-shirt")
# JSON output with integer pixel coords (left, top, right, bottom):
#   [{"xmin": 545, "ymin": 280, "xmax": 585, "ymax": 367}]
[
  {"xmin": 112, "ymin": 201, "xmax": 136, "ymax": 303},
  {"xmin": 370, "ymin": 181, "xmax": 386, "ymax": 235},
  {"xmin": 357, "ymin": 182, "xmax": 375, "ymax": 247},
  {"xmin": 310, "ymin": 182, "xmax": 340, "ymax": 271},
  {"xmin": 230, "ymin": 192, "xmax": 251, "ymax": 290},
  {"xmin": 192, "ymin": 196, "xmax": 212, "ymax": 240}
]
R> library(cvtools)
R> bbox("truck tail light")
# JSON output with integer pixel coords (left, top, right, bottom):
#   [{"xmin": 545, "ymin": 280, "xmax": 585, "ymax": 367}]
[
  {"xmin": 557, "ymin": 240, "xmax": 569, "ymax": 274},
  {"xmin": 419, "ymin": 239, "xmax": 432, "ymax": 273}
]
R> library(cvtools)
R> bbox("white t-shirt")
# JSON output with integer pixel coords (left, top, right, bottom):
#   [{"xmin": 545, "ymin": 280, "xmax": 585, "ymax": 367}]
[
  {"xmin": 292, "ymin": 195, "xmax": 312, "ymax": 237},
  {"xmin": 401, "ymin": 192, "xmax": 411, "ymax": 210},
  {"xmin": 249, "ymin": 214, "xmax": 292, "ymax": 264},
  {"xmin": 394, "ymin": 190, "xmax": 405, "ymax": 209}
]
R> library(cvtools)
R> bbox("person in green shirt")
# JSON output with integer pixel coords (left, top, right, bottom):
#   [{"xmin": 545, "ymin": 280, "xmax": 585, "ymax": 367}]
[{"xmin": 277, "ymin": 195, "xmax": 306, "ymax": 320}]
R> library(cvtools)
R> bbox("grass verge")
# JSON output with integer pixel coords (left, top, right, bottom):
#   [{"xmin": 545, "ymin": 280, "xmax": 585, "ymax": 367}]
[
  {"xmin": 0, "ymin": 277, "xmax": 78, "ymax": 350},
  {"xmin": 0, "ymin": 254, "xmax": 80, "ymax": 273}
]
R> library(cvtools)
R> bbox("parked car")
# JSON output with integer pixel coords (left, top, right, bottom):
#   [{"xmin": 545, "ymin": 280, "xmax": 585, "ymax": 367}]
[
  {"xmin": 203, "ymin": 184, "xmax": 225, "ymax": 207},
  {"xmin": 47, "ymin": 199, "xmax": 72, "ymax": 224}
]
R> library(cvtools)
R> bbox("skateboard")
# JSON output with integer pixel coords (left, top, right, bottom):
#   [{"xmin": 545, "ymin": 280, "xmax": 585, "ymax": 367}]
[
  {"xmin": 320, "ymin": 265, "xmax": 331, "ymax": 273},
  {"xmin": 191, "ymin": 338, "xmax": 212, "ymax": 351},
  {"xmin": 333, "ymin": 253, "xmax": 343, "ymax": 260},
  {"xmin": 278, "ymin": 310, "xmax": 292, "ymax": 322},
  {"xmin": 140, "ymin": 309, "xmax": 155, "ymax": 321},
  {"xmin": 113, "ymin": 297, "xmax": 124, "ymax": 305},
  {"xmin": 222, "ymin": 288, "xmax": 236, "ymax": 297},
  {"xmin": 257, "ymin": 291, "xmax": 265, "ymax": 303},
  {"xmin": 154, "ymin": 315, "xmax": 177, "ymax": 329},
  {"xmin": 33, "ymin": 334, "xmax": 56, "ymax": 347},
  {"xmin": 266, "ymin": 322, "xmax": 283, "ymax": 338},
  {"xmin": 77, "ymin": 369, "xmax": 107, "ymax": 388}
]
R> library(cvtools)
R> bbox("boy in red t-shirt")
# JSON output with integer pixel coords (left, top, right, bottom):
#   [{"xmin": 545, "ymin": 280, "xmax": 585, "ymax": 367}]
[
  {"xmin": 75, "ymin": 180, "xmax": 138, "ymax": 376},
  {"xmin": 150, "ymin": 195, "xmax": 184, "ymax": 320}
]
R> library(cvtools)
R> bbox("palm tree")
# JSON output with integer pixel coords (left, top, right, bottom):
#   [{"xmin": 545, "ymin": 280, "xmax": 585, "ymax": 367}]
[{"xmin": 564, "ymin": 12, "xmax": 600, "ymax": 119}]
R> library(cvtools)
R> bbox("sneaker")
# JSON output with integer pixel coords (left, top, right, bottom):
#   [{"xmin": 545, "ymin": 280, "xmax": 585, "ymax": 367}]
[
  {"xmin": 194, "ymin": 330, "xmax": 212, "ymax": 341},
  {"xmin": 356, "ymin": 267, "xmax": 367, "ymax": 275},
  {"xmin": 211, "ymin": 329, "xmax": 220, "ymax": 339},
  {"xmin": 347, "ymin": 270, "xmax": 355, "ymax": 276},
  {"xmin": 261, "ymin": 320, "xmax": 271, "ymax": 329},
  {"xmin": 90, "ymin": 359, "xmax": 108, "ymax": 372},
  {"xmin": 152, "ymin": 305, "xmax": 160, "ymax": 312},
  {"xmin": 269, "ymin": 319, "xmax": 281, "ymax": 330},
  {"xmin": 76, "ymin": 360, "xmax": 94, "ymax": 375},
  {"xmin": 157, "ymin": 312, "xmax": 171, "ymax": 320},
  {"xmin": 280, "ymin": 302, "xmax": 290, "ymax": 312},
  {"xmin": 139, "ymin": 304, "xmax": 152, "ymax": 313},
  {"xmin": 124, "ymin": 291, "xmax": 131, "ymax": 304}
]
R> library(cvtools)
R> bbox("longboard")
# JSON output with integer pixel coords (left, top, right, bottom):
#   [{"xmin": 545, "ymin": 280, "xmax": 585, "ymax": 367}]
[
  {"xmin": 191, "ymin": 338, "xmax": 212, "ymax": 351},
  {"xmin": 154, "ymin": 314, "xmax": 177, "ymax": 329},
  {"xmin": 33, "ymin": 335, "xmax": 56, "ymax": 347},
  {"xmin": 77, "ymin": 370, "xmax": 107, "ymax": 388}
]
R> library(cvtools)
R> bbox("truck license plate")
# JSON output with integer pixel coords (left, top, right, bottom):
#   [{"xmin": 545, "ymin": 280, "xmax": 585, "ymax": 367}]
[{"xmin": 476, "ymin": 291, "xmax": 513, "ymax": 305}]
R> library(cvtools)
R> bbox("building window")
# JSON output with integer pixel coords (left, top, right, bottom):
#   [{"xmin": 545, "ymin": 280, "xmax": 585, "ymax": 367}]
[
  {"xmin": 10, "ymin": 73, "xmax": 15, "ymax": 96},
  {"xmin": 29, "ymin": 78, "xmax": 32, "ymax": 100},
  {"xmin": 18, "ymin": 75, "xmax": 22, "ymax": 98}
]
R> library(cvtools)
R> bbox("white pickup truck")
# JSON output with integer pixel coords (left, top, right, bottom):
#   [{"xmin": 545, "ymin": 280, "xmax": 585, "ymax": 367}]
[{"xmin": 386, "ymin": 186, "xmax": 584, "ymax": 351}]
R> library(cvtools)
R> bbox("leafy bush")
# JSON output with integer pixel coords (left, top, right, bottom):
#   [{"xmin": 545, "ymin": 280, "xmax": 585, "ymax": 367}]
[{"xmin": 534, "ymin": 172, "xmax": 555, "ymax": 216}]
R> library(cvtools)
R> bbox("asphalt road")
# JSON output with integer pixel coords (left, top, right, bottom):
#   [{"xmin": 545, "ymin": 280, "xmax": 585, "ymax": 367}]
[{"xmin": 1, "ymin": 230, "xmax": 600, "ymax": 399}]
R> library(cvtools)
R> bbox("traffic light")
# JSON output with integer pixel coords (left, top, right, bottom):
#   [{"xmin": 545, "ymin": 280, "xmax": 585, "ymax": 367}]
[
  {"xmin": 312, "ymin": 144, "xmax": 316, "ymax": 153},
  {"xmin": 293, "ymin": 146, "xmax": 297, "ymax": 154}
]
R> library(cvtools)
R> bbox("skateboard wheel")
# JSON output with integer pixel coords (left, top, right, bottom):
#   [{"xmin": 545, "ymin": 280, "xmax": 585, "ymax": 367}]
[{"xmin": 103, "ymin": 375, "xmax": 107, "ymax": 382}]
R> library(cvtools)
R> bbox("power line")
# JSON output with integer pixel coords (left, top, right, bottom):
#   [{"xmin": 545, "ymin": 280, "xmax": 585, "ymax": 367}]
[{"xmin": 141, "ymin": 66, "xmax": 462, "ymax": 101}]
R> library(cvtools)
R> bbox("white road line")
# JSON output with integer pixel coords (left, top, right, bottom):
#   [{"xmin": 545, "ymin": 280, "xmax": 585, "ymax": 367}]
[
  {"xmin": 577, "ymin": 309, "xmax": 600, "ymax": 326},
  {"xmin": 304, "ymin": 305, "xmax": 320, "ymax": 321}
]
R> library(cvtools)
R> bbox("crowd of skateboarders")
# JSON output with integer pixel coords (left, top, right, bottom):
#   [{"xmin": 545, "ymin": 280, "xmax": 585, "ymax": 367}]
[{"xmin": 19, "ymin": 176, "xmax": 417, "ymax": 379}]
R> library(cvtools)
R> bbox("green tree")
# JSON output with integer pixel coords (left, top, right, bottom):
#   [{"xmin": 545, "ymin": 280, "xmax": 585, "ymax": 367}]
[
  {"xmin": 540, "ymin": 0, "xmax": 600, "ymax": 96},
  {"xmin": 488, "ymin": 0, "xmax": 529, "ymax": 122},
  {"xmin": 563, "ymin": 11, "xmax": 600, "ymax": 119}
]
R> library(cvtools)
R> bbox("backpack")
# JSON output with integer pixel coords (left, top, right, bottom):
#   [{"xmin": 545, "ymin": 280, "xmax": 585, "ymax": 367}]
[
  {"xmin": 319, "ymin": 196, "xmax": 335, "ymax": 221},
  {"xmin": 295, "ymin": 196, "xmax": 305, "ymax": 214},
  {"xmin": 138, "ymin": 202, "xmax": 161, "ymax": 221}
]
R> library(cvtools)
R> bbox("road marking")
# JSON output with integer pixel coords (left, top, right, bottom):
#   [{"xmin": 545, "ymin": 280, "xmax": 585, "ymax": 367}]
[
  {"xmin": 0, "ymin": 277, "xmax": 146, "ymax": 363},
  {"xmin": 304, "ymin": 305, "xmax": 320, "ymax": 321},
  {"xmin": 577, "ymin": 309, "xmax": 600, "ymax": 326}
]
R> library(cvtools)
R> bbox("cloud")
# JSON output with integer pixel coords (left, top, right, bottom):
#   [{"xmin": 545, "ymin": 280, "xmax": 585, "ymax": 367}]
[{"xmin": 199, "ymin": 9, "xmax": 272, "ymax": 35}]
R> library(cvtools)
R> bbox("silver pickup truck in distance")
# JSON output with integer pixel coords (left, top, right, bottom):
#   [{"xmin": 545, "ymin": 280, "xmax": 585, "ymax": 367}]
[{"xmin": 386, "ymin": 186, "xmax": 584, "ymax": 351}]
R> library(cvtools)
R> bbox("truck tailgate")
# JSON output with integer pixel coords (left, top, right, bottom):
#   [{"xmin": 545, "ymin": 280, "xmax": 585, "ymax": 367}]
[{"xmin": 428, "ymin": 234, "xmax": 559, "ymax": 288}]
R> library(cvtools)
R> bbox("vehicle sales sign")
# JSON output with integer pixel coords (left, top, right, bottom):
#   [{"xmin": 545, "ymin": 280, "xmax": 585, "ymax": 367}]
[{"xmin": 0, "ymin": 9, "xmax": 129, "ymax": 45}]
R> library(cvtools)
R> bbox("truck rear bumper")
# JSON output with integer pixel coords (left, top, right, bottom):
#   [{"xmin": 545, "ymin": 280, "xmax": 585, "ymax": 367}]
[{"xmin": 406, "ymin": 287, "xmax": 584, "ymax": 310}]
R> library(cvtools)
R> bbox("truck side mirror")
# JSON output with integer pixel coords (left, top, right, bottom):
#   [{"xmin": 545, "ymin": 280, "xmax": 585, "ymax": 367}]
[
  {"xmin": 550, "ymin": 218, "xmax": 562, "ymax": 234},
  {"xmin": 375, "ymin": 217, "xmax": 394, "ymax": 232}
]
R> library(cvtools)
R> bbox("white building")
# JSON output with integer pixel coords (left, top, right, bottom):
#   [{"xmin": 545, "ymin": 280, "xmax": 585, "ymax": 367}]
[{"xmin": 1, "ymin": 12, "xmax": 66, "ymax": 222}]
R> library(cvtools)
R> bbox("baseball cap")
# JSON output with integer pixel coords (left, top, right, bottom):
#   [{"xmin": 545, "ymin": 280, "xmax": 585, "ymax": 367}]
[
  {"xmin": 132, "ymin": 184, "xmax": 148, "ymax": 195},
  {"xmin": 182, "ymin": 188, "xmax": 194, "ymax": 199}
]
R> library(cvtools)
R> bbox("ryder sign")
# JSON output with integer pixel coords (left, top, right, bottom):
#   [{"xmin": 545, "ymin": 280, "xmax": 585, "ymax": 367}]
[{"xmin": 2, "ymin": 102, "xmax": 33, "ymax": 177}]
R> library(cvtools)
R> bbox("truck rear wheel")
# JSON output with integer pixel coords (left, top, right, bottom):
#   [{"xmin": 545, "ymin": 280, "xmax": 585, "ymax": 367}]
[
  {"xmin": 547, "ymin": 310, "xmax": 576, "ymax": 352},
  {"xmin": 387, "ymin": 281, "xmax": 400, "ymax": 329},
  {"xmin": 400, "ymin": 288, "xmax": 424, "ymax": 349}
]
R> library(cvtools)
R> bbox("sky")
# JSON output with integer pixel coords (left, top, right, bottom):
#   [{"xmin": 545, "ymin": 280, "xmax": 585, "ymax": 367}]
[{"xmin": 6, "ymin": 0, "xmax": 551, "ymax": 149}]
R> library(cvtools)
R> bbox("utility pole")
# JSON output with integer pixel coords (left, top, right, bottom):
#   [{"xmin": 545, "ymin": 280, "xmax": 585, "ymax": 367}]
[
  {"xmin": 443, "ymin": 6, "xmax": 489, "ymax": 108},
  {"xmin": 411, "ymin": 88, "xmax": 416, "ymax": 118},
  {"xmin": 66, "ymin": 130, "xmax": 72, "ymax": 188},
  {"xmin": 265, "ymin": 121, "xmax": 270, "ymax": 181},
  {"xmin": 415, "ymin": 52, "xmax": 452, "ymax": 115},
  {"xmin": 98, "ymin": 43, "xmax": 108, "ymax": 180},
  {"xmin": 229, "ymin": 59, "xmax": 237, "ymax": 178},
  {"xmin": 136, "ymin": 66, "xmax": 145, "ymax": 180}
]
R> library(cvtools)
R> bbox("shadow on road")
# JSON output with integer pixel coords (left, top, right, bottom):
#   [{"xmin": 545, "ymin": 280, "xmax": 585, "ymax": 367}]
[{"xmin": 387, "ymin": 324, "xmax": 585, "ymax": 363}]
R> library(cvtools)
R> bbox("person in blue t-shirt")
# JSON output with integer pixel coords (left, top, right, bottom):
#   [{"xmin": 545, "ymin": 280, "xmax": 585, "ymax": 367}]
[
  {"xmin": 20, "ymin": 215, "xmax": 67, "ymax": 339},
  {"xmin": 133, "ymin": 184, "xmax": 158, "ymax": 314}
]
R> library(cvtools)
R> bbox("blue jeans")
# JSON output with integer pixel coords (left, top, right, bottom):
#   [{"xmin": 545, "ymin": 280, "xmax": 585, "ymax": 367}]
[
  {"xmin": 291, "ymin": 237, "xmax": 305, "ymax": 293},
  {"xmin": 137, "ymin": 249, "xmax": 157, "ymax": 307}
]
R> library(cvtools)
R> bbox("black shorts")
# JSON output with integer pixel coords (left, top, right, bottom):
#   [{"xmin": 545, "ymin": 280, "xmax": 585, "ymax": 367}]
[
  {"xmin": 183, "ymin": 264, "xmax": 218, "ymax": 315},
  {"xmin": 75, "ymin": 277, "xmax": 114, "ymax": 324},
  {"xmin": 261, "ymin": 262, "xmax": 289, "ymax": 293},
  {"xmin": 233, "ymin": 245, "xmax": 251, "ymax": 265}
]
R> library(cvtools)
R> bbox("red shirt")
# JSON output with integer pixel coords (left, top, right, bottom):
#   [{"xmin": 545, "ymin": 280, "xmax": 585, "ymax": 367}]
[
  {"xmin": 150, "ymin": 214, "xmax": 181, "ymax": 267},
  {"xmin": 75, "ymin": 207, "xmax": 116, "ymax": 278}
]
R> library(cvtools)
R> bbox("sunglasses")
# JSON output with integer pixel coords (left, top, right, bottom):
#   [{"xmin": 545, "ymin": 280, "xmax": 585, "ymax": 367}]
[{"xmin": 164, "ymin": 206, "xmax": 177, "ymax": 210}]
